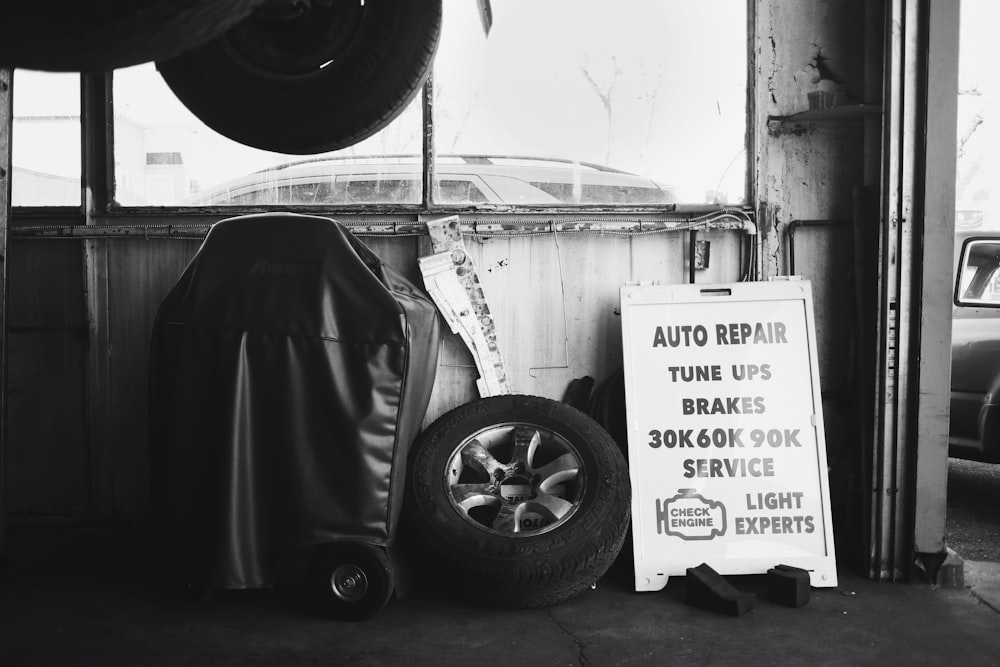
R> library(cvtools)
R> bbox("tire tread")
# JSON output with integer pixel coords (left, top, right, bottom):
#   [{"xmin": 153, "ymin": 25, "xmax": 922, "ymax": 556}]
[{"xmin": 404, "ymin": 394, "xmax": 632, "ymax": 608}]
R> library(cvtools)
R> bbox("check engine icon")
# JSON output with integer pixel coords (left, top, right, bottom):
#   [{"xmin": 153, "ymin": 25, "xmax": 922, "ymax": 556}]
[{"xmin": 656, "ymin": 489, "xmax": 727, "ymax": 540}]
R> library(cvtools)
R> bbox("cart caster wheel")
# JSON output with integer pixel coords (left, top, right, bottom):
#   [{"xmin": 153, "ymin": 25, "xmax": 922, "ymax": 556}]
[{"xmin": 309, "ymin": 542, "xmax": 394, "ymax": 621}]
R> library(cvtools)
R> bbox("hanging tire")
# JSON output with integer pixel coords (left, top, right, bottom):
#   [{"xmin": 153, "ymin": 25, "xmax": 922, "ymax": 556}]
[
  {"xmin": 0, "ymin": 0, "xmax": 262, "ymax": 72},
  {"xmin": 308, "ymin": 542, "xmax": 394, "ymax": 622},
  {"xmin": 156, "ymin": 0, "xmax": 442, "ymax": 154},
  {"xmin": 404, "ymin": 394, "xmax": 631, "ymax": 609}
]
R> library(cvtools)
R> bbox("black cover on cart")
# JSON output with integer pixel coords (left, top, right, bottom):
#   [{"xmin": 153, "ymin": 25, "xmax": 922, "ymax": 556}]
[{"xmin": 148, "ymin": 212, "xmax": 441, "ymax": 589}]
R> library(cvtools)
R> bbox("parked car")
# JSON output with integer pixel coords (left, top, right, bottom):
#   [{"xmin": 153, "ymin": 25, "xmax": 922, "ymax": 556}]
[
  {"xmin": 188, "ymin": 154, "xmax": 676, "ymax": 207},
  {"xmin": 950, "ymin": 231, "xmax": 1000, "ymax": 462}
]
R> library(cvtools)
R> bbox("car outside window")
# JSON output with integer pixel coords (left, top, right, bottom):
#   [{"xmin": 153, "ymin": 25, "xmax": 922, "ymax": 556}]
[
  {"xmin": 432, "ymin": 0, "xmax": 746, "ymax": 206},
  {"xmin": 956, "ymin": 239, "xmax": 1000, "ymax": 305}
]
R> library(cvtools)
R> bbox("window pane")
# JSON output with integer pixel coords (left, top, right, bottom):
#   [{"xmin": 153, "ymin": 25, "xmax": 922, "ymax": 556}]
[
  {"xmin": 112, "ymin": 63, "xmax": 423, "ymax": 206},
  {"xmin": 433, "ymin": 0, "xmax": 747, "ymax": 206},
  {"xmin": 957, "ymin": 0, "xmax": 996, "ymax": 230},
  {"xmin": 11, "ymin": 71, "xmax": 81, "ymax": 206},
  {"xmin": 957, "ymin": 241, "xmax": 1000, "ymax": 305}
]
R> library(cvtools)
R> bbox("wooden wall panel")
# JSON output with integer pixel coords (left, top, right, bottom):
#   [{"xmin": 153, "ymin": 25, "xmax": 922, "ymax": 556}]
[
  {"xmin": 539, "ymin": 233, "xmax": 634, "ymax": 395},
  {"xmin": 9, "ymin": 240, "xmax": 83, "ymax": 328},
  {"xmin": 6, "ymin": 333, "xmax": 87, "ymax": 516},
  {"xmin": 361, "ymin": 230, "xmax": 745, "ymax": 423},
  {"xmin": 5, "ymin": 226, "xmax": 748, "ymax": 520},
  {"xmin": 362, "ymin": 235, "xmax": 422, "ymax": 284},
  {"xmin": 6, "ymin": 239, "xmax": 87, "ymax": 516},
  {"xmin": 476, "ymin": 235, "xmax": 569, "ymax": 388},
  {"xmin": 104, "ymin": 239, "xmax": 201, "ymax": 516},
  {"xmin": 412, "ymin": 230, "xmax": 747, "ymax": 419},
  {"xmin": 629, "ymin": 232, "xmax": 688, "ymax": 285}
]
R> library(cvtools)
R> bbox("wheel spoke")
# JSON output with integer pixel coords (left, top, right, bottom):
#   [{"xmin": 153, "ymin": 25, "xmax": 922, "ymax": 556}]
[
  {"xmin": 445, "ymin": 418, "xmax": 587, "ymax": 537},
  {"xmin": 511, "ymin": 427, "xmax": 541, "ymax": 469},
  {"xmin": 534, "ymin": 453, "xmax": 580, "ymax": 491},
  {"xmin": 461, "ymin": 438, "xmax": 503, "ymax": 479},
  {"xmin": 452, "ymin": 483, "xmax": 499, "ymax": 511},
  {"xmin": 529, "ymin": 493, "xmax": 575, "ymax": 522},
  {"xmin": 491, "ymin": 504, "xmax": 520, "ymax": 532}
]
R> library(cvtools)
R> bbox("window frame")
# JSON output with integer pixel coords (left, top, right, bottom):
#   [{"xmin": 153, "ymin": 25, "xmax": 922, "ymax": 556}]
[
  {"xmin": 10, "ymin": 13, "xmax": 754, "ymax": 221},
  {"xmin": 955, "ymin": 237, "xmax": 1000, "ymax": 307}
]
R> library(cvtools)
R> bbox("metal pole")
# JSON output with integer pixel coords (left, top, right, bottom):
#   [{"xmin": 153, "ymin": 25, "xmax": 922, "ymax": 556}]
[
  {"xmin": 0, "ymin": 68, "xmax": 12, "ymax": 557},
  {"xmin": 870, "ymin": 0, "xmax": 939, "ymax": 582},
  {"xmin": 869, "ymin": 0, "xmax": 910, "ymax": 583},
  {"xmin": 82, "ymin": 72, "xmax": 114, "ymax": 520},
  {"xmin": 422, "ymin": 75, "xmax": 435, "ymax": 209}
]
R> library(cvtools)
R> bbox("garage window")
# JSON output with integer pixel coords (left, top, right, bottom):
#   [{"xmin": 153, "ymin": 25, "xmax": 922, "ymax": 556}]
[
  {"xmin": 432, "ymin": 0, "xmax": 747, "ymax": 207},
  {"xmin": 10, "ymin": 71, "xmax": 81, "ymax": 207},
  {"xmin": 103, "ymin": 0, "xmax": 747, "ymax": 209}
]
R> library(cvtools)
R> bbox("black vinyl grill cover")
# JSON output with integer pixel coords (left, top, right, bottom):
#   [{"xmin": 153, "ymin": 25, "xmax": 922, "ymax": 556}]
[{"xmin": 148, "ymin": 213, "xmax": 441, "ymax": 589}]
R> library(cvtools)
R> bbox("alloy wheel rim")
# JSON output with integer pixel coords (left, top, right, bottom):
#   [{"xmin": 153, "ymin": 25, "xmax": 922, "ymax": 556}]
[{"xmin": 444, "ymin": 423, "xmax": 585, "ymax": 537}]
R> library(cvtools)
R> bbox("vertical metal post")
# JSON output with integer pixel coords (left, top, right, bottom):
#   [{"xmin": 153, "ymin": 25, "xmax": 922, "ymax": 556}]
[
  {"xmin": 0, "ymin": 68, "xmax": 12, "ymax": 555},
  {"xmin": 82, "ymin": 72, "xmax": 114, "ymax": 519},
  {"xmin": 688, "ymin": 230, "xmax": 697, "ymax": 284},
  {"xmin": 870, "ymin": 0, "xmax": 913, "ymax": 581},
  {"xmin": 421, "ymin": 76, "xmax": 435, "ymax": 208},
  {"xmin": 870, "ymin": 0, "xmax": 954, "ymax": 581}
]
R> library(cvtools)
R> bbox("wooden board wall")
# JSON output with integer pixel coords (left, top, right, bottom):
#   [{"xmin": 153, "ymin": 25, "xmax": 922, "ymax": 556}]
[
  {"xmin": 7, "ymin": 240, "xmax": 87, "ymax": 516},
  {"xmin": 7, "ymin": 228, "xmax": 747, "ymax": 520}
]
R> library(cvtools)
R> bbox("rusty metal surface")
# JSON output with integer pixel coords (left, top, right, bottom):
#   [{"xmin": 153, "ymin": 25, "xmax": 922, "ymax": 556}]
[
  {"xmin": 10, "ymin": 208, "xmax": 755, "ymax": 240},
  {"xmin": 419, "ymin": 215, "xmax": 511, "ymax": 397}
]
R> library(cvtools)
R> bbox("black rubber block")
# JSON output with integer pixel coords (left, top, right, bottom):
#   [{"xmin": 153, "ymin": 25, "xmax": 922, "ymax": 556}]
[
  {"xmin": 767, "ymin": 564, "xmax": 811, "ymax": 607},
  {"xmin": 684, "ymin": 563, "xmax": 756, "ymax": 617}
]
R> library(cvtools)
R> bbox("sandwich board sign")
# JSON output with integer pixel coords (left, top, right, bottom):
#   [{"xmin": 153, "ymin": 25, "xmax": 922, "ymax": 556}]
[{"xmin": 620, "ymin": 279, "xmax": 837, "ymax": 591}]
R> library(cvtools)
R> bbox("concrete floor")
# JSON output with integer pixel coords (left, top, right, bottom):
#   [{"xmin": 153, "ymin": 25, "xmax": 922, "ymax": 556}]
[
  {"xmin": 1, "ymin": 528, "xmax": 1000, "ymax": 667},
  {"xmin": 946, "ymin": 458, "xmax": 1000, "ymax": 562}
]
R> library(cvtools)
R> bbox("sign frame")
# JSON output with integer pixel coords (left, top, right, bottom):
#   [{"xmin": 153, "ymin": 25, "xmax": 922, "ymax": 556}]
[{"xmin": 620, "ymin": 279, "xmax": 838, "ymax": 591}]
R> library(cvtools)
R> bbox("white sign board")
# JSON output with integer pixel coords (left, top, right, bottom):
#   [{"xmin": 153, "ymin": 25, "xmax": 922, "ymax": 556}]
[{"xmin": 620, "ymin": 280, "xmax": 837, "ymax": 591}]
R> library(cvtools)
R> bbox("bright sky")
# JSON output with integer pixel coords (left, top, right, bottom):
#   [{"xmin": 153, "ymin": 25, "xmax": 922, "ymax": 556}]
[{"xmin": 956, "ymin": 0, "xmax": 998, "ymax": 222}]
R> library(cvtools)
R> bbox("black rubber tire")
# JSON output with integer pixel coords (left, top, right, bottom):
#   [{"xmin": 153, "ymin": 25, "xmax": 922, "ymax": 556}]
[
  {"xmin": 0, "ymin": 0, "xmax": 261, "ymax": 72},
  {"xmin": 308, "ymin": 542, "xmax": 394, "ymax": 622},
  {"xmin": 404, "ymin": 394, "xmax": 631, "ymax": 609},
  {"xmin": 587, "ymin": 368, "xmax": 629, "ymax": 457},
  {"xmin": 156, "ymin": 0, "xmax": 442, "ymax": 154}
]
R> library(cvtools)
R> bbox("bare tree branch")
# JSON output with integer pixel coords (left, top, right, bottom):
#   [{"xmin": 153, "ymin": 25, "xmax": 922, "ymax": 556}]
[{"xmin": 579, "ymin": 55, "xmax": 622, "ymax": 164}]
